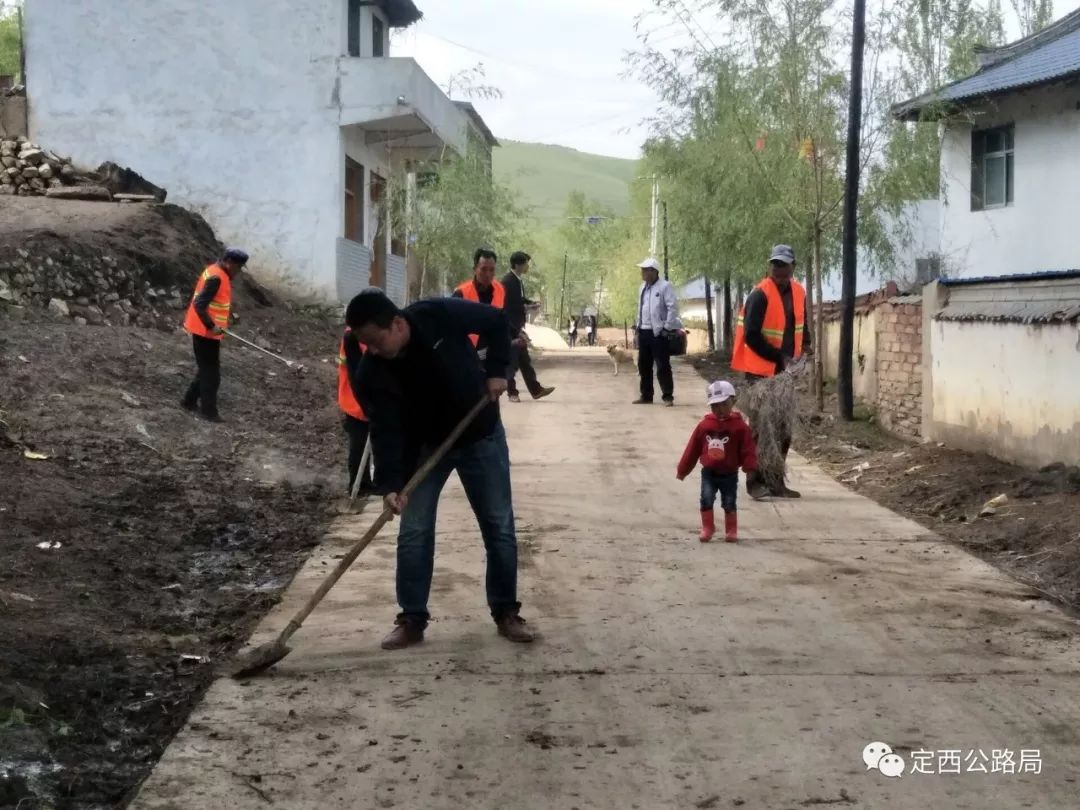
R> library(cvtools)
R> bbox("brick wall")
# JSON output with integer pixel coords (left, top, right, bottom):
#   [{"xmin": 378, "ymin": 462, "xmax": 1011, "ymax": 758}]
[{"xmin": 875, "ymin": 300, "xmax": 922, "ymax": 439}]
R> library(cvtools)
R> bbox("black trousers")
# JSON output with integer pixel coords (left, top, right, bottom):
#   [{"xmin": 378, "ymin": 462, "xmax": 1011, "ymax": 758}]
[
  {"xmin": 343, "ymin": 415, "xmax": 374, "ymax": 493},
  {"xmin": 568, "ymin": 333, "xmax": 577, "ymax": 348},
  {"xmin": 507, "ymin": 343, "xmax": 543, "ymax": 397},
  {"xmin": 182, "ymin": 335, "xmax": 221, "ymax": 417},
  {"xmin": 637, "ymin": 329, "xmax": 674, "ymax": 402}
]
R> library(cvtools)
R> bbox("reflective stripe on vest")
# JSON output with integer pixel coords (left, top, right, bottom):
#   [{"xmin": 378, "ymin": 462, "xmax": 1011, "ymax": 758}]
[
  {"xmin": 183, "ymin": 265, "xmax": 232, "ymax": 340},
  {"xmin": 730, "ymin": 277, "xmax": 806, "ymax": 378},
  {"xmin": 455, "ymin": 279, "xmax": 506, "ymax": 347},
  {"xmin": 337, "ymin": 330, "xmax": 366, "ymax": 420}
]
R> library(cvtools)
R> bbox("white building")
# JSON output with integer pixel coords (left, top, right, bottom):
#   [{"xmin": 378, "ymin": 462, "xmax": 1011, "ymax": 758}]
[
  {"xmin": 821, "ymin": 200, "xmax": 941, "ymax": 300},
  {"xmin": 893, "ymin": 9, "xmax": 1080, "ymax": 279},
  {"xmin": 23, "ymin": 0, "xmax": 495, "ymax": 305}
]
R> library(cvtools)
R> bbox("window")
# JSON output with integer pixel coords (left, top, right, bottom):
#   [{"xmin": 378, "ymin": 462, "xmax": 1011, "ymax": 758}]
[
  {"xmin": 347, "ymin": 0, "xmax": 361, "ymax": 56},
  {"xmin": 345, "ymin": 158, "xmax": 364, "ymax": 242},
  {"xmin": 971, "ymin": 125, "xmax": 1014, "ymax": 210},
  {"xmin": 372, "ymin": 14, "xmax": 386, "ymax": 57}
]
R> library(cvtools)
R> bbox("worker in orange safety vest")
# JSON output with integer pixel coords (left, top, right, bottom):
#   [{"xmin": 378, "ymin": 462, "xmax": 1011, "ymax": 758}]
[
  {"xmin": 452, "ymin": 247, "xmax": 507, "ymax": 360},
  {"xmin": 339, "ymin": 326, "xmax": 374, "ymax": 495},
  {"xmin": 181, "ymin": 248, "xmax": 249, "ymax": 422},
  {"xmin": 730, "ymin": 244, "xmax": 813, "ymax": 498}
]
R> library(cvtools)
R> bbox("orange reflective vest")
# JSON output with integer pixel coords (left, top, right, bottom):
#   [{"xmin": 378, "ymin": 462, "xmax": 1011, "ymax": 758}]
[
  {"xmin": 731, "ymin": 277, "xmax": 806, "ymax": 377},
  {"xmin": 337, "ymin": 329, "xmax": 366, "ymax": 421},
  {"xmin": 183, "ymin": 265, "xmax": 232, "ymax": 340},
  {"xmin": 455, "ymin": 279, "xmax": 505, "ymax": 347}
]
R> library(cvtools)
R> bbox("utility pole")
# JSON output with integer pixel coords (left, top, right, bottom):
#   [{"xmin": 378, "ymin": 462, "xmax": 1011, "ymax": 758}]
[
  {"xmin": 838, "ymin": 0, "xmax": 866, "ymax": 421},
  {"xmin": 662, "ymin": 201, "xmax": 669, "ymax": 281},
  {"xmin": 557, "ymin": 253, "xmax": 568, "ymax": 331},
  {"xmin": 649, "ymin": 177, "xmax": 659, "ymax": 256},
  {"xmin": 17, "ymin": 5, "xmax": 26, "ymax": 84},
  {"xmin": 704, "ymin": 277, "xmax": 715, "ymax": 352}
]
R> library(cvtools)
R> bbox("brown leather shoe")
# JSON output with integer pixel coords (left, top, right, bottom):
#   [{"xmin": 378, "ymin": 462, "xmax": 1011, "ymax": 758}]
[
  {"xmin": 496, "ymin": 615, "xmax": 535, "ymax": 643},
  {"xmin": 381, "ymin": 621, "xmax": 424, "ymax": 650},
  {"xmin": 531, "ymin": 386, "xmax": 555, "ymax": 400}
]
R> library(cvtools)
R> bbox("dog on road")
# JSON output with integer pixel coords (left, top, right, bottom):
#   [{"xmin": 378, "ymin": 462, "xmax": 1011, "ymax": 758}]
[{"xmin": 606, "ymin": 344, "xmax": 636, "ymax": 376}]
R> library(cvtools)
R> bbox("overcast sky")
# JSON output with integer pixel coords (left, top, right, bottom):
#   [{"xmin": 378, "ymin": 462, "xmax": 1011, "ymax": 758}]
[
  {"xmin": 395, "ymin": 0, "xmax": 1080, "ymax": 161},
  {"xmin": 393, "ymin": 0, "xmax": 669, "ymax": 160}
]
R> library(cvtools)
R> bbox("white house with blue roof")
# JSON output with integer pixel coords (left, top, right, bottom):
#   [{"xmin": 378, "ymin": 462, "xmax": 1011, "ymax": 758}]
[{"xmin": 894, "ymin": 8, "xmax": 1080, "ymax": 280}]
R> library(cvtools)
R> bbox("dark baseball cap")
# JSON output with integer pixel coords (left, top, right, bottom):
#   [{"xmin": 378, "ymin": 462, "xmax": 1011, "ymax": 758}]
[
  {"xmin": 769, "ymin": 245, "xmax": 795, "ymax": 264},
  {"xmin": 223, "ymin": 248, "xmax": 249, "ymax": 265}
]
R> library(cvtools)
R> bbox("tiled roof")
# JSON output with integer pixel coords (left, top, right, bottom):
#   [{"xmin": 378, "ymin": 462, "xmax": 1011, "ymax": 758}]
[
  {"xmin": 893, "ymin": 10, "xmax": 1080, "ymax": 120},
  {"xmin": 935, "ymin": 271, "xmax": 1080, "ymax": 324}
]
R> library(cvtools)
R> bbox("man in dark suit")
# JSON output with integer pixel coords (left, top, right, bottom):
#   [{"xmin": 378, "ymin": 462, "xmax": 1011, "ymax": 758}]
[{"xmin": 502, "ymin": 251, "xmax": 555, "ymax": 403}]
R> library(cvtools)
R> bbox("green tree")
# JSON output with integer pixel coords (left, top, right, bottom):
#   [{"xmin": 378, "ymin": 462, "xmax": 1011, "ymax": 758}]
[
  {"xmin": 0, "ymin": 2, "xmax": 22, "ymax": 80},
  {"xmin": 396, "ymin": 146, "xmax": 526, "ymax": 298}
]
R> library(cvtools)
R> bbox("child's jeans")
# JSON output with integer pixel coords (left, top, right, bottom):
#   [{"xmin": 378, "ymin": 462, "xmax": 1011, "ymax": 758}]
[{"xmin": 701, "ymin": 469, "xmax": 738, "ymax": 513}]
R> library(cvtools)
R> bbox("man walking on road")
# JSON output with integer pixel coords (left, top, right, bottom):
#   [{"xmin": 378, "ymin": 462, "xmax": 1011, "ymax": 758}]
[
  {"xmin": 453, "ymin": 248, "xmax": 505, "ymax": 361},
  {"xmin": 181, "ymin": 248, "xmax": 249, "ymax": 422},
  {"xmin": 501, "ymin": 251, "xmax": 555, "ymax": 403},
  {"xmin": 731, "ymin": 244, "xmax": 813, "ymax": 498},
  {"xmin": 347, "ymin": 289, "xmax": 534, "ymax": 650},
  {"xmin": 634, "ymin": 257, "xmax": 680, "ymax": 407}
]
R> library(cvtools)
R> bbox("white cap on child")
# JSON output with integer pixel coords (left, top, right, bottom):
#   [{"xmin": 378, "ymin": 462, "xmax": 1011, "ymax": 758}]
[{"xmin": 707, "ymin": 380, "xmax": 736, "ymax": 405}]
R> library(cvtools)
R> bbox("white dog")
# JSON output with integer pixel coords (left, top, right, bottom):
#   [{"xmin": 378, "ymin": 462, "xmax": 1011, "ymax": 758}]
[{"xmin": 606, "ymin": 344, "xmax": 636, "ymax": 376}]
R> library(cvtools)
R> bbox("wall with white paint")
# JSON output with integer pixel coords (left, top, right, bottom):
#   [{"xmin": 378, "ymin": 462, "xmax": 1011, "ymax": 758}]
[
  {"xmin": 821, "ymin": 200, "xmax": 940, "ymax": 300},
  {"xmin": 821, "ymin": 309, "xmax": 879, "ymax": 404},
  {"xmin": 922, "ymin": 276, "xmax": 1080, "ymax": 467},
  {"xmin": 927, "ymin": 319, "xmax": 1080, "ymax": 466},
  {"xmin": 939, "ymin": 83, "xmax": 1080, "ymax": 279},
  {"xmin": 24, "ymin": 0, "xmax": 472, "ymax": 303},
  {"xmin": 25, "ymin": 0, "xmax": 343, "ymax": 298}
]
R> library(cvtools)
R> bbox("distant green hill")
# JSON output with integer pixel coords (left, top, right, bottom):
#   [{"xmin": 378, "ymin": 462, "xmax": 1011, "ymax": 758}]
[{"xmin": 494, "ymin": 140, "xmax": 639, "ymax": 222}]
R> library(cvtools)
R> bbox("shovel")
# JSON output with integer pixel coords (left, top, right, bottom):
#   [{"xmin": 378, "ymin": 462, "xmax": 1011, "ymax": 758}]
[
  {"xmin": 231, "ymin": 395, "xmax": 491, "ymax": 678},
  {"xmin": 224, "ymin": 329, "xmax": 305, "ymax": 371}
]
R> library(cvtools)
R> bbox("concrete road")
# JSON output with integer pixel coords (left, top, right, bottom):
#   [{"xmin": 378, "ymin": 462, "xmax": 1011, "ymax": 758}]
[{"xmin": 132, "ymin": 351, "xmax": 1080, "ymax": 809}]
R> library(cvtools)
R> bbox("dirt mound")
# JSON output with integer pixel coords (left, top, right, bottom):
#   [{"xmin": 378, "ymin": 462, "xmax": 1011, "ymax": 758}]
[
  {"xmin": 0, "ymin": 197, "xmax": 222, "ymax": 328},
  {"xmin": 0, "ymin": 201, "xmax": 351, "ymax": 807}
]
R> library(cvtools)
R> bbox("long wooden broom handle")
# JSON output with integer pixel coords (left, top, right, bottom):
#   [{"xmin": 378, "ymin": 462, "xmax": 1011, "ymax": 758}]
[{"xmin": 276, "ymin": 395, "xmax": 492, "ymax": 644}]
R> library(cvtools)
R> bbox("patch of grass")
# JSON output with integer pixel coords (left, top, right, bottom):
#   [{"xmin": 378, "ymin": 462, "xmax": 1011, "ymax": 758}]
[{"xmin": 494, "ymin": 140, "xmax": 638, "ymax": 220}]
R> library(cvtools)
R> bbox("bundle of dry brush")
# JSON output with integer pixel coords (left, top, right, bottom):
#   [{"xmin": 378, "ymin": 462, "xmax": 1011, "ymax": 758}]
[{"xmin": 739, "ymin": 359, "xmax": 810, "ymax": 493}]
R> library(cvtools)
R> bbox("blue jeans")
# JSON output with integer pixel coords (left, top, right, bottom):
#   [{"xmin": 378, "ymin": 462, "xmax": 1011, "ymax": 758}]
[
  {"xmin": 701, "ymin": 469, "xmax": 738, "ymax": 513},
  {"xmin": 396, "ymin": 423, "xmax": 520, "ymax": 625}
]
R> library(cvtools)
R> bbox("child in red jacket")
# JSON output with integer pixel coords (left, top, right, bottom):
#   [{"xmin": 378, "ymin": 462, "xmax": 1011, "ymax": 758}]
[{"xmin": 677, "ymin": 380, "xmax": 758, "ymax": 542}]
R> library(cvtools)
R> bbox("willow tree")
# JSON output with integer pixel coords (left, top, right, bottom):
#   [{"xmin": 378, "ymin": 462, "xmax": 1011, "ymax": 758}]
[{"xmin": 397, "ymin": 147, "xmax": 526, "ymax": 298}]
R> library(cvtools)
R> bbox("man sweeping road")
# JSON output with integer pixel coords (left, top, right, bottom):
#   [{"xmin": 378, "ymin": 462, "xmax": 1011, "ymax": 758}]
[
  {"xmin": 731, "ymin": 244, "xmax": 812, "ymax": 498},
  {"xmin": 181, "ymin": 248, "xmax": 249, "ymax": 422},
  {"xmin": 347, "ymin": 289, "xmax": 534, "ymax": 650},
  {"xmin": 501, "ymin": 251, "xmax": 555, "ymax": 403}
]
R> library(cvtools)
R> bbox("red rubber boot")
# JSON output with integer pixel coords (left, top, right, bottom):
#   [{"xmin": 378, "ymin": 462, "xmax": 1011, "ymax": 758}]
[
  {"xmin": 699, "ymin": 509, "xmax": 715, "ymax": 543},
  {"xmin": 724, "ymin": 511, "xmax": 738, "ymax": 543}
]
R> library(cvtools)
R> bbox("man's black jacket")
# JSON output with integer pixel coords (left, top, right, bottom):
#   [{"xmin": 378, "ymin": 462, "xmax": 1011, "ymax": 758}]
[
  {"xmin": 500, "ymin": 270, "xmax": 533, "ymax": 335},
  {"xmin": 352, "ymin": 297, "xmax": 511, "ymax": 495}
]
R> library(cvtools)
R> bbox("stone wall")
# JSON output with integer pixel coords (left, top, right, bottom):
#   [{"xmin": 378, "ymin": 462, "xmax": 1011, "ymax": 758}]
[
  {"xmin": 1, "ymin": 137, "xmax": 82, "ymax": 196},
  {"xmin": 0, "ymin": 93, "xmax": 27, "ymax": 139},
  {"xmin": 875, "ymin": 298, "xmax": 923, "ymax": 439}
]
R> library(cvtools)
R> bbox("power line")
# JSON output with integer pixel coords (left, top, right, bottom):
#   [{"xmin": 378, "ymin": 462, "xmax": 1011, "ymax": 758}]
[{"xmin": 415, "ymin": 30, "xmax": 627, "ymax": 85}]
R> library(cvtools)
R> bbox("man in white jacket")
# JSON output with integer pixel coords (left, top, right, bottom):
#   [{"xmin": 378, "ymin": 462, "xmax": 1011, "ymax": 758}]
[{"xmin": 634, "ymin": 257, "xmax": 680, "ymax": 406}]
